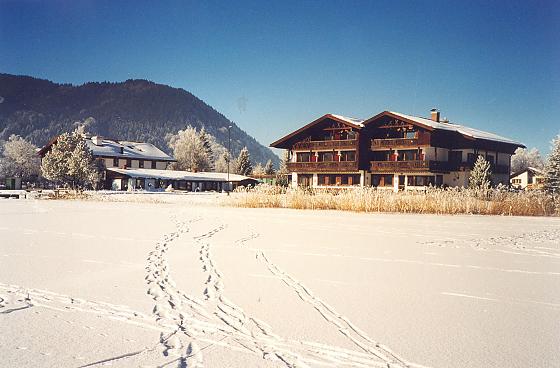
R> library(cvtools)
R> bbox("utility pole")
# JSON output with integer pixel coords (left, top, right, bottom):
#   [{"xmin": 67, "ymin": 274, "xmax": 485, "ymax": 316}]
[{"xmin": 227, "ymin": 125, "xmax": 232, "ymax": 195}]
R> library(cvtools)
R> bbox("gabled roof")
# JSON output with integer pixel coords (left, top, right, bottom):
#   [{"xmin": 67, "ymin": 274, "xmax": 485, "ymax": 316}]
[
  {"xmin": 510, "ymin": 166, "xmax": 544, "ymax": 178},
  {"xmin": 38, "ymin": 135, "xmax": 176, "ymax": 162},
  {"xmin": 86, "ymin": 138, "xmax": 175, "ymax": 161},
  {"xmin": 364, "ymin": 111, "xmax": 525, "ymax": 147},
  {"xmin": 270, "ymin": 113, "xmax": 364, "ymax": 148}
]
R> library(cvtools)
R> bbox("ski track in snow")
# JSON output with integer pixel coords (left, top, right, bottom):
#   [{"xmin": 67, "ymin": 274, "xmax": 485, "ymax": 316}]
[
  {"xmin": 142, "ymin": 213, "xmax": 426, "ymax": 367},
  {"xmin": 256, "ymin": 250, "xmax": 410, "ymax": 367},
  {"xmin": 1, "ymin": 213, "xmax": 427, "ymax": 367}
]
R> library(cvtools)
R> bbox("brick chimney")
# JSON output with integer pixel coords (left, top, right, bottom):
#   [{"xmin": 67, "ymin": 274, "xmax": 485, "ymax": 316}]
[{"xmin": 430, "ymin": 108, "xmax": 440, "ymax": 122}]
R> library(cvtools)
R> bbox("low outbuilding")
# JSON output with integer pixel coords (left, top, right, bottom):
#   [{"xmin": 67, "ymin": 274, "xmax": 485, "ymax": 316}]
[{"xmin": 105, "ymin": 168, "xmax": 258, "ymax": 192}]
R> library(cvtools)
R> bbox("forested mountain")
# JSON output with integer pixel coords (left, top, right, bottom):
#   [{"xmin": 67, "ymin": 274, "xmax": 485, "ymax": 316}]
[{"xmin": 0, "ymin": 73, "xmax": 279, "ymax": 166}]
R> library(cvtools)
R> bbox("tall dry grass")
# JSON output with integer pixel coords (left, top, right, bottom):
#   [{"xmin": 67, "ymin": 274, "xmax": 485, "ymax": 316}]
[{"xmin": 224, "ymin": 185, "xmax": 558, "ymax": 216}]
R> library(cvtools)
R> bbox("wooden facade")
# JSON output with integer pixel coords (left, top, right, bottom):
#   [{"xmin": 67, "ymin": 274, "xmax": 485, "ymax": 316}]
[{"xmin": 270, "ymin": 111, "xmax": 524, "ymax": 191}]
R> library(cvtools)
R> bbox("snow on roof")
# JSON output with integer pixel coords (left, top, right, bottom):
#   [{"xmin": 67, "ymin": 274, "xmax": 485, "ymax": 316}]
[
  {"xmin": 527, "ymin": 166, "xmax": 544, "ymax": 174},
  {"xmin": 511, "ymin": 166, "xmax": 545, "ymax": 178},
  {"xmin": 330, "ymin": 114, "xmax": 365, "ymax": 127},
  {"xmin": 388, "ymin": 111, "xmax": 523, "ymax": 146},
  {"xmin": 87, "ymin": 138, "xmax": 175, "ymax": 161},
  {"xmin": 107, "ymin": 168, "xmax": 254, "ymax": 182}
]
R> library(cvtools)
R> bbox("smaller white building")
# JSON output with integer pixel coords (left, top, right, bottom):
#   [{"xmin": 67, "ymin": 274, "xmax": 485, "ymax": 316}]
[
  {"xmin": 510, "ymin": 167, "xmax": 545, "ymax": 190},
  {"xmin": 106, "ymin": 168, "xmax": 258, "ymax": 192}
]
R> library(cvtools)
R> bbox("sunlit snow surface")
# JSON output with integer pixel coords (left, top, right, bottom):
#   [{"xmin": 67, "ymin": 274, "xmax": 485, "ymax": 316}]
[{"xmin": 0, "ymin": 194, "xmax": 558, "ymax": 367}]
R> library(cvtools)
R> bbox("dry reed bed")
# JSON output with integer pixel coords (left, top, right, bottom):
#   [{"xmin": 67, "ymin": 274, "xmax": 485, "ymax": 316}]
[{"xmin": 225, "ymin": 185, "xmax": 557, "ymax": 216}]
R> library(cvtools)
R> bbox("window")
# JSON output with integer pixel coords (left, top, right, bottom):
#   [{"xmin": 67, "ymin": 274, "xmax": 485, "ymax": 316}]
[
  {"xmin": 372, "ymin": 151, "xmax": 391, "ymax": 161},
  {"xmin": 139, "ymin": 160, "xmax": 144, "ymax": 168},
  {"xmin": 113, "ymin": 157, "xmax": 118, "ymax": 167},
  {"xmin": 296, "ymin": 152, "xmax": 311, "ymax": 162},
  {"xmin": 467, "ymin": 153, "xmax": 476, "ymax": 164},
  {"xmin": 449, "ymin": 151, "xmax": 462, "ymax": 164},
  {"xmin": 339, "ymin": 151, "xmax": 356, "ymax": 162},
  {"xmin": 318, "ymin": 174, "xmax": 360, "ymax": 186},
  {"xmin": 408, "ymin": 175, "xmax": 436, "ymax": 186},
  {"xmin": 297, "ymin": 174, "xmax": 312, "ymax": 187},
  {"xmin": 151, "ymin": 161, "xmax": 157, "ymax": 169},
  {"xmin": 318, "ymin": 152, "xmax": 334, "ymax": 162},
  {"xmin": 372, "ymin": 174, "xmax": 393, "ymax": 187},
  {"xmin": 126, "ymin": 158, "xmax": 131, "ymax": 167},
  {"xmin": 398, "ymin": 150, "xmax": 418, "ymax": 161},
  {"xmin": 486, "ymin": 155, "xmax": 494, "ymax": 164}
]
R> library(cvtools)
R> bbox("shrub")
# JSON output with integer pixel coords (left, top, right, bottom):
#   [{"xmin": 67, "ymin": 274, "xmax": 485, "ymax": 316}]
[{"xmin": 225, "ymin": 185, "xmax": 557, "ymax": 216}]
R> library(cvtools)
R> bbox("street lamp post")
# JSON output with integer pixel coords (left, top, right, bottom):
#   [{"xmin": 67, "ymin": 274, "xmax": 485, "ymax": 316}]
[{"xmin": 227, "ymin": 125, "xmax": 232, "ymax": 195}]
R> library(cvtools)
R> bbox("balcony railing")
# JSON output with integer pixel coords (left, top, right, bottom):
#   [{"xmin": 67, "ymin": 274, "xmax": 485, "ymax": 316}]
[
  {"xmin": 371, "ymin": 135, "xmax": 430, "ymax": 149},
  {"xmin": 293, "ymin": 139, "xmax": 357, "ymax": 150},
  {"xmin": 370, "ymin": 160, "xmax": 451, "ymax": 172},
  {"xmin": 287, "ymin": 161, "xmax": 359, "ymax": 173},
  {"xmin": 370, "ymin": 160, "xmax": 510, "ymax": 174}
]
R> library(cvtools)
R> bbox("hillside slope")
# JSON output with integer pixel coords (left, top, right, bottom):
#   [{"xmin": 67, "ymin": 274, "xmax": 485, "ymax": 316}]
[{"xmin": 0, "ymin": 73, "xmax": 278, "ymax": 166}]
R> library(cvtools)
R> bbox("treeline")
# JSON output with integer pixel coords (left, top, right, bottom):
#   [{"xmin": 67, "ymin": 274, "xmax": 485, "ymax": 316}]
[{"xmin": 0, "ymin": 73, "xmax": 279, "ymax": 167}]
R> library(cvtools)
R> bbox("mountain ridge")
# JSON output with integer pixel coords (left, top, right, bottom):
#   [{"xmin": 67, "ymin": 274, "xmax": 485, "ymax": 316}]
[{"xmin": 0, "ymin": 73, "xmax": 279, "ymax": 166}]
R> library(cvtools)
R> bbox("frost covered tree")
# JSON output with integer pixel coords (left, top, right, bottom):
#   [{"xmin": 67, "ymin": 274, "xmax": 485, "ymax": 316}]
[
  {"xmin": 168, "ymin": 126, "xmax": 212, "ymax": 172},
  {"xmin": 275, "ymin": 151, "xmax": 289, "ymax": 186},
  {"xmin": 264, "ymin": 159, "xmax": 275, "ymax": 175},
  {"xmin": 41, "ymin": 130, "xmax": 101, "ymax": 189},
  {"xmin": 214, "ymin": 151, "xmax": 230, "ymax": 173},
  {"xmin": 252, "ymin": 162, "xmax": 265, "ymax": 176},
  {"xmin": 469, "ymin": 155, "xmax": 492, "ymax": 190},
  {"xmin": 543, "ymin": 134, "xmax": 560, "ymax": 195},
  {"xmin": 511, "ymin": 147, "xmax": 545, "ymax": 173},
  {"xmin": 0, "ymin": 135, "xmax": 41, "ymax": 181},
  {"xmin": 235, "ymin": 146, "xmax": 252, "ymax": 175},
  {"xmin": 199, "ymin": 127, "xmax": 214, "ymax": 170}
]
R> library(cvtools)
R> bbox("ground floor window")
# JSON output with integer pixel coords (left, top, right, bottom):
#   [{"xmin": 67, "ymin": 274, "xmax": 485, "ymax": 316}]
[
  {"xmin": 317, "ymin": 174, "xmax": 360, "ymax": 186},
  {"xmin": 297, "ymin": 174, "xmax": 313, "ymax": 187},
  {"xmin": 372, "ymin": 174, "xmax": 393, "ymax": 187},
  {"xmin": 406, "ymin": 175, "xmax": 443, "ymax": 187}
]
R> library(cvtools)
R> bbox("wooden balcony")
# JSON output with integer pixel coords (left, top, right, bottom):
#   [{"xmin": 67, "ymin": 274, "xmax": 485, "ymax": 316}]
[
  {"xmin": 370, "ymin": 160, "xmax": 451, "ymax": 172},
  {"xmin": 370, "ymin": 160, "xmax": 509, "ymax": 174},
  {"xmin": 371, "ymin": 134, "xmax": 430, "ymax": 149},
  {"xmin": 293, "ymin": 139, "xmax": 357, "ymax": 150},
  {"xmin": 287, "ymin": 161, "xmax": 359, "ymax": 173}
]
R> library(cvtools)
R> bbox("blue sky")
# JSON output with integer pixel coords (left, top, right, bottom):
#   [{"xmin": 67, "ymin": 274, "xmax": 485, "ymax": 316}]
[{"xmin": 1, "ymin": 0, "xmax": 558, "ymax": 155}]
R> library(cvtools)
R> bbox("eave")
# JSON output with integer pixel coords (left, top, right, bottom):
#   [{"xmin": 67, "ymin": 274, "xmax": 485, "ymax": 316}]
[{"xmin": 270, "ymin": 114, "xmax": 363, "ymax": 149}]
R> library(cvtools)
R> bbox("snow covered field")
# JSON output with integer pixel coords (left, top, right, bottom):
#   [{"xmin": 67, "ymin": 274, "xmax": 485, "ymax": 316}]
[{"xmin": 1, "ymin": 195, "xmax": 559, "ymax": 367}]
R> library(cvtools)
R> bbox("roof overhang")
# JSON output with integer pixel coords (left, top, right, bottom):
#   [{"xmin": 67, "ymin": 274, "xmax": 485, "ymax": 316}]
[
  {"xmin": 270, "ymin": 114, "xmax": 363, "ymax": 149},
  {"xmin": 362, "ymin": 111, "xmax": 436, "ymax": 131}
]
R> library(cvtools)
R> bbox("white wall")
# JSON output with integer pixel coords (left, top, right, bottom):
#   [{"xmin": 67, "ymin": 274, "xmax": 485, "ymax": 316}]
[{"xmin": 443, "ymin": 171, "xmax": 469, "ymax": 187}]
